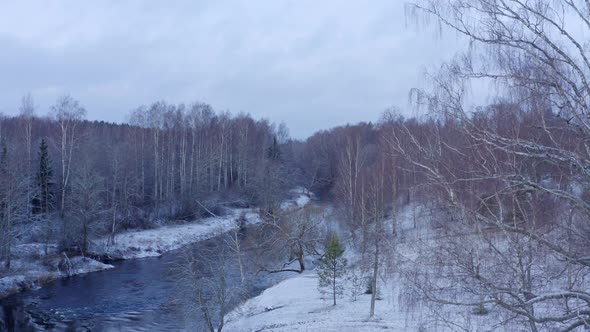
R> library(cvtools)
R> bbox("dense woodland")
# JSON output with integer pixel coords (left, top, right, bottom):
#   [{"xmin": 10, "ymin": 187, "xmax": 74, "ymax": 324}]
[
  {"xmin": 0, "ymin": 99, "xmax": 295, "ymax": 260},
  {"xmin": 1, "ymin": 0, "xmax": 590, "ymax": 330}
]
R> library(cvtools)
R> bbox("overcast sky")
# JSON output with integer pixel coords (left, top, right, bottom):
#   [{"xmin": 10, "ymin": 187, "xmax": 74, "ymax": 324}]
[{"xmin": 0, "ymin": 1, "xmax": 464, "ymax": 138}]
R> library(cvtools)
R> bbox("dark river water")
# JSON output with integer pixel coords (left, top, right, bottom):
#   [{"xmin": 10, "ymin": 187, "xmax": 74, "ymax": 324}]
[{"xmin": 0, "ymin": 227, "xmax": 282, "ymax": 332}]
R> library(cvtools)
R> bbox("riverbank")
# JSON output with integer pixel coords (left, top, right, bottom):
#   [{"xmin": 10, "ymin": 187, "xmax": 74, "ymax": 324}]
[
  {"xmin": 224, "ymin": 272, "xmax": 405, "ymax": 332},
  {"xmin": 0, "ymin": 188, "xmax": 311, "ymax": 300},
  {"xmin": 0, "ymin": 243, "xmax": 114, "ymax": 299},
  {"xmin": 223, "ymin": 203, "xmax": 501, "ymax": 332},
  {"xmin": 89, "ymin": 209, "xmax": 261, "ymax": 260},
  {"xmin": 89, "ymin": 187, "xmax": 310, "ymax": 260}
]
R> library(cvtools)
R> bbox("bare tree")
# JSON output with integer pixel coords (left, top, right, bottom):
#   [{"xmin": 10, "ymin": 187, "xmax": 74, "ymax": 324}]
[
  {"xmin": 0, "ymin": 141, "xmax": 28, "ymax": 270},
  {"xmin": 399, "ymin": 1, "xmax": 590, "ymax": 329},
  {"xmin": 18, "ymin": 94, "xmax": 37, "ymax": 229},
  {"xmin": 173, "ymin": 237, "xmax": 238, "ymax": 332},
  {"xmin": 51, "ymin": 95, "xmax": 86, "ymax": 245},
  {"xmin": 70, "ymin": 161, "xmax": 105, "ymax": 255},
  {"xmin": 258, "ymin": 205, "xmax": 325, "ymax": 274},
  {"xmin": 335, "ymin": 130, "xmax": 364, "ymax": 235},
  {"xmin": 19, "ymin": 94, "xmax": 36, "ymax": 171},
  {"xmin": 225, "ymin": 219, "xmax": 247, "ymax": 294},
  {"xmin": 362, "ymin": 158, "xmax": 390, "ymax": 319}
]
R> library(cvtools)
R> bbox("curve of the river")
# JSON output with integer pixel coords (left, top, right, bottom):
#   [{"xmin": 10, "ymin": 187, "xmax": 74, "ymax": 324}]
[{"xmin": 1, "ymin": 226, "xmax": 282, "ymax": 332}]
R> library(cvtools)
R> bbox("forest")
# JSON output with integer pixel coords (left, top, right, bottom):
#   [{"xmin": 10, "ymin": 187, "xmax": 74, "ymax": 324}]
[
  {"xmin": 0, "ymin": 98, "xmax": 297, "ymax": 258},
  {"xmin": 1, "ymin": 0, "xmax": 590, "ymax": 331}
]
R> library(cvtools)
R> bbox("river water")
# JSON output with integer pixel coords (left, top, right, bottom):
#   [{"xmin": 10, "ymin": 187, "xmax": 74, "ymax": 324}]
[{"xmin": 0, "ymin": 227, "xmax": 280, "ymax": 331}]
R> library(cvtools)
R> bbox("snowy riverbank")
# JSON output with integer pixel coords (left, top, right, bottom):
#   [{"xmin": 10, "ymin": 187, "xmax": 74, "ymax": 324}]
[
  {"xmin": 90, "ymin": 187, "xmax": 311, "ymax": 260},
  {"xmin": 0, "ymin": 188, "xmax": 312, "ymax": 300},
  {"xmin": 0, "ymin": 244, "xmax": 114, "ymax": 299},
  {"xmin": 89, "ymin": 209, "xmax": 261, "ymax": 260},
  {"xmin": 224, "ymin": 272, "xmax": 409, "ymax": 332},
  {"xmin": 224, "ymin": 203, "xmax": 500, "ymax": 332},
  {"xmin": 221, "ymin": 200, "xmax": 415, "ymax": 332}
]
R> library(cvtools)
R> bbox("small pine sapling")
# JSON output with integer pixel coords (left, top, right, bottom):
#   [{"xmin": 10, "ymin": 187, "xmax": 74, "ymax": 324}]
[{"xmin": 317, "ymin": 232, "xmax": 347, "ymax": 305}]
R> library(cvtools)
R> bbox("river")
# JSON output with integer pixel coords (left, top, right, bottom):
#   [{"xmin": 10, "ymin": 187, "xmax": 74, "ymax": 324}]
[{"xmin": 0, "ymin": 227, "xmax": 283, "ymax": 331}]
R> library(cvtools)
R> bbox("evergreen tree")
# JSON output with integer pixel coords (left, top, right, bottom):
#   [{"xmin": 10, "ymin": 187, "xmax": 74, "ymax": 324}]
[
  {"xmin": 33, "ymin": 138, "xmax": 55, "ymax": 255},
  {"xmin": 33, "ymin": 138, "xmax": 54, "ymax": 215},
  {"xmin": 318, "ymin": 232, "xmax": 347, "ymax": 305},
  {"xmin": 266, "ymin": 136, "xmax": 282, "ymax": 160}
]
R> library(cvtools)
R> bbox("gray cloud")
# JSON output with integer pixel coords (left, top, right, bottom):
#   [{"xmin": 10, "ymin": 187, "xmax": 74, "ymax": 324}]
[{"xmin": 0, "ymin": 1, "xmax": 464, "ymax": 138}]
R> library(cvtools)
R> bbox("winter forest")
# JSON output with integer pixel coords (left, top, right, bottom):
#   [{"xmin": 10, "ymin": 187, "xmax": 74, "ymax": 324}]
[{"xmin": 1, "ymin": 0, "xmax": 590, "ymax": 331}]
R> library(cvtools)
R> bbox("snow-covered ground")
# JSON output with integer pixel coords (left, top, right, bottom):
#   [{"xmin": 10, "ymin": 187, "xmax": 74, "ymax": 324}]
[
  {"xmin": 224, "ymin": 270, "xmax": 494, "ymax": 332},
  {"xmin": 224, "ymin": 203, "xmax": 502, "ymax": 332},
  {"xmin": 223, "ymin": 203, "xmax": 417, "ymax": 332},
  {"xmin": 90, "ymin": 210, "xmax": 261, "ymax": 260},
  {"xmin": 225, "ymin": 272, "xmax": 413, "ymax": 332},
  {"xmin": 280, "ymin": 187, "xmax": 312, "ymax": 211},
  {"xmin": 91, "ymin": 188, "xmax": 311, "ymax": 260}
]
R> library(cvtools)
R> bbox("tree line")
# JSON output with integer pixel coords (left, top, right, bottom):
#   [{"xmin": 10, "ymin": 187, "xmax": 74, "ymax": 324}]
[{"xmin": 0, "ymin": 97, "xmax": 294, "ymax": 267}]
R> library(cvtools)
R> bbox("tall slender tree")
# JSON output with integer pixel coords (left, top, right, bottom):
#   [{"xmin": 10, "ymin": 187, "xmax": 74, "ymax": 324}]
[
  {"xmin": 0, "ymin": 141, "xmax": 11, "ymax": 268},
  {"xmin": 19, "ymin": 94, "xmax": 36, "ymax": 222},
  {"xmin": 33, "ymin": 138, "xmax": 55, "ymax": 255},
  {"xmin": 0, "ymin": 139, "xmax": 29, "ymax": 269},
  {"xmin": 51, "ymin": 95, "xmax": 86, "ymax": 216},
  {"xmin": 33, "ymin": 138, "xmax": 54, "ymax": 215}
]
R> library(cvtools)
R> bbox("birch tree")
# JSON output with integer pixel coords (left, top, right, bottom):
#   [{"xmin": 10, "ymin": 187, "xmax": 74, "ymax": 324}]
[
  {"xmin": 392, "ymin": 2, "xmax": 590, "ymax": 322},
  {"xmin": 51, "ymin": 95, "xmax": 86, "ymax": 245},
  {"xmin": 174, "ymin": 238, "xmax": 237, "ymax": 332},
  {"xmin": 71, "ymin": 162, "xmax": 105, "ymax": 255}
]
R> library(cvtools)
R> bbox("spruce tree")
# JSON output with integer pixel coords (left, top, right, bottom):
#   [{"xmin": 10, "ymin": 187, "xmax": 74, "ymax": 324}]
[
  {"xmin": 318, "ymin": 232, "xmax": 347, "ymax": 305},
  {"xmin": 266, "ymin": 136, "xmax": 282, "ymax": 160},
  {"xmin": 33, "ymin": 138, "xmax": 54, "ymax": 215},
  {"xmin": 34, "ymin": 138, "xmax": 54, "ymax": 255}
]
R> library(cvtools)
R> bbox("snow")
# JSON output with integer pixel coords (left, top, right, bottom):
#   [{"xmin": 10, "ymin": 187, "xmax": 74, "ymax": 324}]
[
  {"xmin": 224, "ymin": 202, "xmax": 502, "ymax": 332},
  {"xmin": 90, "ymin": 210, "xmax": 257, "ymax": 260},
  {"xmin": 0, "ymin": 255, "xmax": 113, "ymax": 299},
  {"xmin": 92, "ymin": 190, "xmax": 310, "ymax": 260},
  {"xmin": 68, "ymin": 256, "xmax": 114, "ymax": 275},
  {"xmin": 13, "ymin": 243, "xmax": 58, "ymax": 257},
  {"xmin": 296, "ymin": 195, "xmax": 311, "ymax": 208},
  {"xmin": 0, "ymin": 275, "xmax": 31, "ymax": 299},
  {"xmin": 225, "ymin": 272, "xmax": 410, "ymax": 332},
  {"xmin": 223, "ymin": 201, "xmax": 421, "ymax": 332},
  {"xmin": 280, "ymin": 187, "xmax": 312, "ymax": 210}
]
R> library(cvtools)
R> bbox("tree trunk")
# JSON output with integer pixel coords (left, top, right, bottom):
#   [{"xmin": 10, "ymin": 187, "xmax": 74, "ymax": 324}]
[
  {"xmin": 370, "ymin": 236, "xmax": 379, "ymax": 318},
  {"xmin": 297, "ymin": 243, "xmax": 305, "ymax": 272},
  {"xmin": 198, "ymin": 288, "xmax": 216, "ymax": 332},
  {"xmin": 82, "ymin": 221, "xmax": 88, "ymax": 256},
  {"xmin": 333, "ymin": 266, "xmax": 337, "ymax": 305}
]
